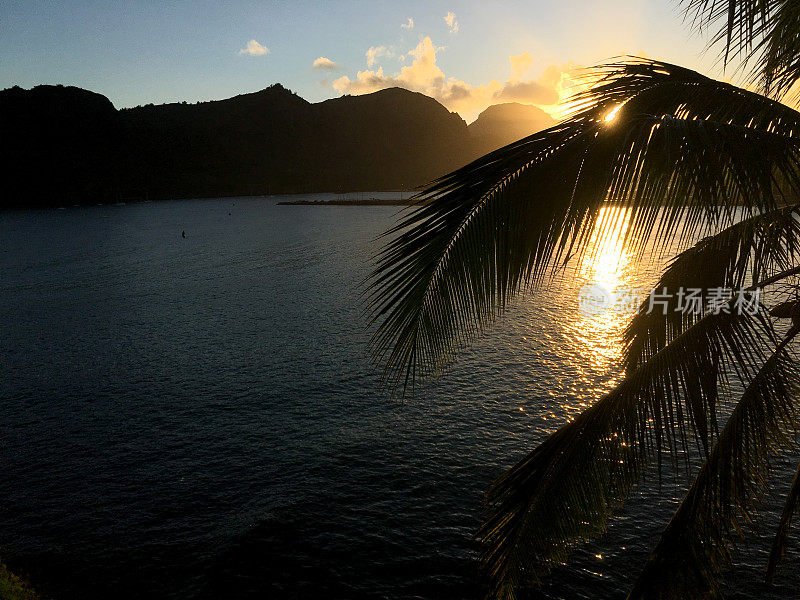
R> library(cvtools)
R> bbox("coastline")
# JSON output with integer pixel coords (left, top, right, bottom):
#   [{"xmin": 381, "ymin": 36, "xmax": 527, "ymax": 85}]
[{"xmin": 276, "ymin": 198, "xmax": 413, "ymax": 206}]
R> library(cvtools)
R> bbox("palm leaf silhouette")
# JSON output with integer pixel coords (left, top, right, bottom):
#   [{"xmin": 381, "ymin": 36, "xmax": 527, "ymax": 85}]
[
  {"xmin": 625, "ymin": 205, "xmax": 800, "ymax": 375},
  {"xmin": 628, "ymin": 332, "xmax": 800, "ymax": 599},
  {"xmin": 479, "ymin": 273, "xmax": 795, "ymax": 597},
  {"xmin": 766, "ymin": 457, "xmax": 800, "ymax": 583},
  {"xmin": 368, "ymin": 59, "xmax": 800, "ymax": 391},
  {"xmin": 368, "ymin": 4, "xmax": 800, "ymax": 597},
  {"xmin": 683, "ymin": 0, "xmax": 800, "ymax": 98}
]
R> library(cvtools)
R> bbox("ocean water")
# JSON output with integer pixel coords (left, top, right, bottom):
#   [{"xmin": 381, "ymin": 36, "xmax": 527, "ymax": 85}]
[{"xmin": 0, "ymin": 197, "xmax": 796, "ymax": 599}]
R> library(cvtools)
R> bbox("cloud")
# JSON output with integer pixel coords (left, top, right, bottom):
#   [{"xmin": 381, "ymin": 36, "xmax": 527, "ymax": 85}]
[
  {"xmin": 332, "ymin": 36, "xmax": 575, "ymax": 121},
  {"xmin": 509, "ymin": 51, "xmax": 534, "ymax": 80},
  {"xmin": 494, "ymin": 81, "xmax": 559, "ymax": 105},
  {"xmin": 239, "ymin": 39, "xmax": 269, "ymax": 56},
  {"xmin": 366, "ymin": 45, "xmax": 392, "ymax": 67},
  {"xmin": 444, "ymin": 12, "xmax": 459, "ymax": 34},
  {"xmin": 312, "ymin": 56, "xmax": 340, "ymax": 71},
  {"xmin": 496, "ymin": 56, "xmax": 561, "ymax": 105},
  {"xmin": 401, "ymin": 17, "xmax": 414, "ymax": 30}
]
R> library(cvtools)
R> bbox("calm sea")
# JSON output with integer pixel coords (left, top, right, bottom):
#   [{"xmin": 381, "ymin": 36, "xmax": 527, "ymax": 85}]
[{"xmin": 0, "ymin": 197, "xmax": 795, "ymax": 599}]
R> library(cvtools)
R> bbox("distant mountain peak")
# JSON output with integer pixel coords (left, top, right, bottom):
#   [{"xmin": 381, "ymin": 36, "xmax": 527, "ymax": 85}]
[
  {"xmin": 468, "ymin": 102, "xmax": 556, "ymax": 154},
  {"xmin": 230, "ymin": 83, "xmax": 309, "ymax": 106},
  {"xmin": 471, "ymin": 102, "xmax": 554, "ymax": 125}
]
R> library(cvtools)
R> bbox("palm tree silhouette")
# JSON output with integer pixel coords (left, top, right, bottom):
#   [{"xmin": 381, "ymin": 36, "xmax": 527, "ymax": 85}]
[{"xmin": 368, "ymin": 2, "xmax": 800, "ymax": 598}]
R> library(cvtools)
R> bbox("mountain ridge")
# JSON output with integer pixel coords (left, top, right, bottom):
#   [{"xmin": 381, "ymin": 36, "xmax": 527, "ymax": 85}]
[{"xmin": 0, "ymin": 83, "xmax": 556, "ymax": 208}]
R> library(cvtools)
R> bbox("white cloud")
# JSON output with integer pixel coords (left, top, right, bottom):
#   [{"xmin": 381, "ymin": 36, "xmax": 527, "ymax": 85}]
[
  {"xmin": 401, "ymin": 17, "xmax": 414, "ymax": 30},
  {"xmin": 366, "ymin": 45, "xmax": 392, "ymax": 67},
  {"xmin": 312, "ymin": 56, "xmax": 340, "ymax": 71},
  {"xmin": 332, "ymin": 36, "xmax": 576, "ymax": 121},
  {"xmin": 239, "ymin": 39, "xmax": 269, "ymax": 56},
  {"xmin": 444, "ymin": 12, "xmax": 459, "ymax": 34}
]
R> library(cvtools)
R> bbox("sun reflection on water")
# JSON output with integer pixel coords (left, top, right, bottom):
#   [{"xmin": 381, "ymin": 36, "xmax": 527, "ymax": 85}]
[
  {"xmin": 579, "ymin": 204, "xmax": 632, "ymax": 291},
  {"xmin": 517, "ymin": 204, "xmax": 660, "ymax": 421},
  {"xmin": 572, "ymin": 204, "xmax": 634, "ymax": 382}
]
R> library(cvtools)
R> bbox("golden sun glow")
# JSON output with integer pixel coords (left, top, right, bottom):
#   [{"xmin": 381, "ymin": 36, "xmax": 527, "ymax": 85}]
[
  {"xmin": 604, "ymin": 105, "xmax": 621, "ymax": 123},
  {"xmin": 580, "ymin": 204, "xmax": 631, "ymax": 290},
  {"xmin": 571, "ymin": 204, "xmax": 633, "ymax": 375}
]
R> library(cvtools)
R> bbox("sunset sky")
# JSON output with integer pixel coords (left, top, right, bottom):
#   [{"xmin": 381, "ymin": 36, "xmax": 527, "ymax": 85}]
[{"xmin": 1, "ymin": 0, "xmax": 743, "ymax": 122}]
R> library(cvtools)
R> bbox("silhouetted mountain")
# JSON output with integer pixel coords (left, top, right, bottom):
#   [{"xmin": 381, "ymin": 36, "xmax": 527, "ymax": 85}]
[
  {"xmin": 468, "ymin": 102, "xmax": 556, "ymax": 155},
  {"xmin": 1, "ymin": 85, "xmax": 123, "ymax": 205},
  {"xmin": 0, "ymin": 84, "xmax": 556, "ymax": 208}
]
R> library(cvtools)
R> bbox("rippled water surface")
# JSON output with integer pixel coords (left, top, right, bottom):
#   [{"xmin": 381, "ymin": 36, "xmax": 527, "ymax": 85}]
[{"xmin": 0, "ymin": 198, "xmax": 796, "ymax": 599}]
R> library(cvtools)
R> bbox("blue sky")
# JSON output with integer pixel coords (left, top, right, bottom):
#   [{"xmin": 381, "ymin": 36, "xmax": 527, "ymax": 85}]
[{"xmin": 0, "ymin": 1, "xmax": 741, "ymax": 121}]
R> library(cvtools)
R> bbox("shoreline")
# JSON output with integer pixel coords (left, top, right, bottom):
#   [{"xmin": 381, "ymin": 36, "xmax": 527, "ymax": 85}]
[{"xmin": 276, "ymin": 198, "xmax": 414, "ymax": 206}]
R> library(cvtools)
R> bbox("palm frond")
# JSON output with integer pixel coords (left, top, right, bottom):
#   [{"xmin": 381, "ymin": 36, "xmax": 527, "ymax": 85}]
[
  {"xmin": 479, "ymin": 299, "xmax": 782, "ymax": 598},
  {"xmin": 569, "ymin": 58, "xmax": 800, "ymax": 136},
  {"xmin": 365, "ymin": 55, "xmax": 800, "ymax": 598},
  {"xmin": 368, "ymin": 63, "xmax": 800, "ymax": 390},
  {"xmin": 682, "ymin": 0, "xmax": 774, "ymax": 61},
  {"xmin": 765, "ymin": 457, "xmax": 800, "ymax": 582},
  {"xmin": 603, "ymin": 113, "xmax": 800, "ymax": 251},
  {"xmin": 627, "ymin": 332, "xmax": 800, "ymax": 599},
  {"xmin": 624, "ymin": 205, "xmax": 800, "ymax": 374},
  {"xmin": 622, "ymin": 205, "xmax": 800, "ymax": 452},
  {"xmin": 367, "ymin": 117, "xmax": 607, "ymax": 387},
  {"xmin": 682, "ymin": 0, "xmax": 800, "ymax": 99},
  {"xmin": 752, "ymin": 1, "xmax": 800, "ymax": 98}
]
